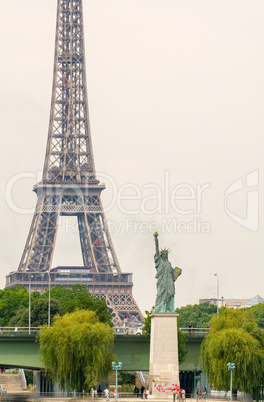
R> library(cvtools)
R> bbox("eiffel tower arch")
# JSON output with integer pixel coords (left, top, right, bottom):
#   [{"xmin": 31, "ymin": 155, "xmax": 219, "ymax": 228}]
[{"xmin": 6, "ymin": 0, "xmax": 143, "ymax": 326}]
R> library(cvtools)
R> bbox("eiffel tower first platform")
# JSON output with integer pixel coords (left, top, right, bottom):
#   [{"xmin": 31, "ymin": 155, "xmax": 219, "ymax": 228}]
[{"xmin": 6, "ymin": 0, "xmax": 143, "ymax": 325}]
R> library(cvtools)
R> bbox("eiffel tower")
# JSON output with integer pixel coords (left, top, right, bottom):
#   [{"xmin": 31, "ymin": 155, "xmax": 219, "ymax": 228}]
[{"xmin": 6, "ymin": 0, "xmax": 143, "ymax": 325}]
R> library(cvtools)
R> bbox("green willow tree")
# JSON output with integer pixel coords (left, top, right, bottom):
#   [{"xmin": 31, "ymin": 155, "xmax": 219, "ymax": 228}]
[
  {"xmin": 249, "ymin": 303, "xmax": 264, "ymax": 328},
  {"xmin": 201, "ymin": 308, "xmax": 264, "ymax": 394},
  {"xmin": 143, "ymin": 308, "xmax": 188, "ymax": 364},
  {"xmin": 39, "ymin": 310, "xmax": 114, "ymax": 391}
]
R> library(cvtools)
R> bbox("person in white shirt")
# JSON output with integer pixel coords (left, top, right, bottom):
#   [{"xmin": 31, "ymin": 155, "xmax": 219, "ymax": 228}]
[{"xmin": 104, "ymin": 388, "xmax": 109, "ymax": 401}]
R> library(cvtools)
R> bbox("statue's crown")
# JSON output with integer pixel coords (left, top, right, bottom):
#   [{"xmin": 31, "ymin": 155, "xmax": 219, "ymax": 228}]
[{"xmin": 161, "ymin": 247, "xmax": 171, "ymax": 253}]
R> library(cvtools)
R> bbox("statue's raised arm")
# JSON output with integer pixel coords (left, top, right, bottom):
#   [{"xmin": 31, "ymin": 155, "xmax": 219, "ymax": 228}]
[{"xmin": 154, "ymin": 230, "xmax": 159, "ymax": 256}]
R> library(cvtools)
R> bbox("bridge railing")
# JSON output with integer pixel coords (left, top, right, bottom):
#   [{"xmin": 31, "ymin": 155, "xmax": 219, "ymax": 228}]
[
  {"xmin": 113, "ymin": 327, "xmax": 209, "ymax": 336},
  {"xmin": 180, "ymin": 327, "xmax": 209, "ymax": 335},
  {"xmin": 114, "ymin": 326, "xmax": 143, "ymax": 335},
  {"xmin": 0, "ymin": 326, "xmax": 209, "ymax": 336},
  {"xmin": 0, "ymin": 327, "xmax": 40, "ymax": 335},
  {"xmin": 19, "ymin": 368, "xmax": 27, "ymax": 390}
]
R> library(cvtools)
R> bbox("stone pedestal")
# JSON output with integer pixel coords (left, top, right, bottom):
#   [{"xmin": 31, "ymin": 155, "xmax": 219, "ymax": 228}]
[{"xmin": 149, "ymin": 314, "xmax": 179, "ymax": 397}]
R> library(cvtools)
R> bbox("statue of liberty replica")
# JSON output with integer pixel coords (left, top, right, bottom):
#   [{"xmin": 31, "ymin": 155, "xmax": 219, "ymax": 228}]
[
  {"xmin": 153, "ymin": 230, "xmax": 182, "ymax": 313},
  {"xmin": 149, "ymin": 230, "xmax": 182, "ymax": 396}
]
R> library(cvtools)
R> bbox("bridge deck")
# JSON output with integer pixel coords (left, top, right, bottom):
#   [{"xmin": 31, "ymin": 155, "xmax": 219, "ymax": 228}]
[{"xmin": 0, "ymin": 328, "xmax": 206, "ymax": 371}]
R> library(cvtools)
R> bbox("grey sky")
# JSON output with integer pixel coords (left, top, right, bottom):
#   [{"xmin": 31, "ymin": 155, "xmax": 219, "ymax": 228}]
[{"xmin": 1, "ymin": 0, "xmax": 264, "ymax": 315}]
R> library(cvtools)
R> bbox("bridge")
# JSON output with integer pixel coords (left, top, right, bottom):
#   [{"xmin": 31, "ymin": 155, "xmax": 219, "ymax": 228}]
[{"xmin": 0, "ymin": 328, "xmax": 206, "ymax": 372}]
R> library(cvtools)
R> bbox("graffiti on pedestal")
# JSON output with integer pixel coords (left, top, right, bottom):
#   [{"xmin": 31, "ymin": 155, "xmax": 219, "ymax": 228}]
[{"xmin": 153, "ymin": 383, "xmax": 180, "ymax": 394}]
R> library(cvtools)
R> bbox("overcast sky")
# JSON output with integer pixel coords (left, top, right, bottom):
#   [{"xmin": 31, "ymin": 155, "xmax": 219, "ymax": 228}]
[{"xmin": 1, "ymin": 0, "xmax": 264, "ymax": 315}]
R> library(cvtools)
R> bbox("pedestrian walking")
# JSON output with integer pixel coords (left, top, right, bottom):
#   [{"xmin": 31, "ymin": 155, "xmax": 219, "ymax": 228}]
[
  {"xmin": 141, "ymin": 386, "xmax": 144, "ymax": 399},
  {"xmin": 104, "ymin": 388, "xmax": 109, "ymax": 401}
]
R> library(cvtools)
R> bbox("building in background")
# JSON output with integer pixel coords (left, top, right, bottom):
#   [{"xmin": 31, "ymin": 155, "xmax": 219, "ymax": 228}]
[{"xmin": 199, "ymin": 295, "xmax": 264, "ymax": 309}]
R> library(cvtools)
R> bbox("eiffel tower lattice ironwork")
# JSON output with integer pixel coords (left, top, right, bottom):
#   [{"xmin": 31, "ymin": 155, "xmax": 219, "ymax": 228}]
[{"xmin": 6, "ymin": 0, "xmax": 143, "ymax": 325}]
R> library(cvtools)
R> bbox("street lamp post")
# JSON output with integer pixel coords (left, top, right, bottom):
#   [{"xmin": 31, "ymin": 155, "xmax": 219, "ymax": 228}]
[
  {"xmin": 48, "ymin": 271, "xmax": 51, "ymax": 327},
  {"xmin": 112, "ymin": 362, "xmax": 122, "ymax": 401},
  {"xmin": 227, "ymin": 363, "xmax": 235, "ymax": 402},
  {"xmin": 28, "ymin": 273, "xmax": 34, "ymax": 334},
  {"xmin": 214, "ymin": 273, "xmax": 219, "ymax": 316}
]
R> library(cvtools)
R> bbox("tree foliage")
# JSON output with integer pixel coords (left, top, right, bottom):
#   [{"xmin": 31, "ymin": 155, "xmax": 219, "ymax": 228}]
[
  {"xmin": 177, "ymin": 320, "xmax": 189, "ymax": 364},
  {"xmin": 0, "ymin": 286, "xmax": 40, "ymax": 326},
  {"xmin": 39, "ymin": 310, "xmax": 114, "ymax": 391},
  {"xmin": 143, "ymin": 308, "xmax": 188, "ymax": 364},
  {"xmin": 0, "ymin": 285, "xmax": 112, "ymax": 327},
  {"xmin": 142, "ymin": 308, "xmax": 153, "ymax": 336},
  {"xmin": 24, "ymin": 370, "xmax": 34, "ymax": 385},
  {"xmin": 201, "ymin": 308, "xmax": 264, "ymax": 393},
  {"xmin": 9, "ymin": 299, "xmax": 61, "ymax": 327},
  {"xmin": 45, "ymin": 285, "xmax": 112, "ymax": 325},
  {"xmin": 175, "ymin": 303, "xmax": 217, "ymax": 328},
  {"xmin": 249, "ymin": 303, "xmax": 264, "ymax": 328},
  {"xmin": 119, "ymin": 372, "xmax": 135, "ymax": 385}
]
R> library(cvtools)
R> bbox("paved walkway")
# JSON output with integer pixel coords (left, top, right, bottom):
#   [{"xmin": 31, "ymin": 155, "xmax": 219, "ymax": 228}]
[{"xmin": 0, "ymin": 397, "xmax": 252, "ymax": 402}]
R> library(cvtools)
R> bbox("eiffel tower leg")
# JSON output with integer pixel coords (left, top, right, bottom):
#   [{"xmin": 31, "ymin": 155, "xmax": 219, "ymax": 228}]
[
  {"xmin": 78, "ymin": 209, "xmax": 116, "ymax": 273},
  {"xmin": 78, "ymin": 214, "xmax": 97, "ymax": 270},
  {"xmin": 18, "ymin": 195, "xmax": 60, "ymax": 272},
  {"xmin": 77, "ymin": 197, "xmax": 142, "ymax": 325},
  {"xmin": 19, "ymin": 211, "xmax": 40, "ymax": 272},
  {"xmin": 78, "ymin": 196, "xmax": 120, "ymax": 274}
]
